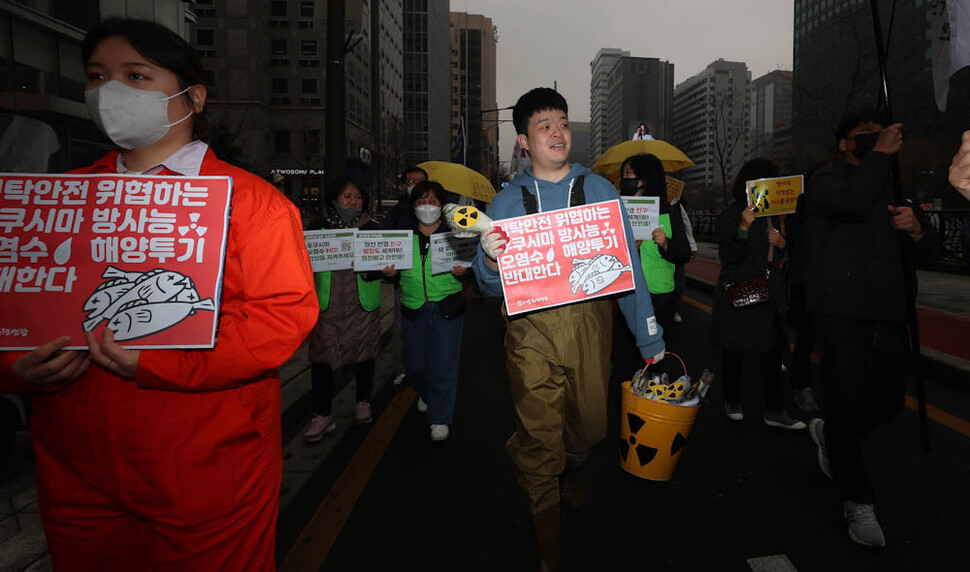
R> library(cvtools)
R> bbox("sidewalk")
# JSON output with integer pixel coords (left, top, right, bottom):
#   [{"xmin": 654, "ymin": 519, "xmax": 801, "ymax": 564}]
[
  {"xmin": 0, "ymin": 284, "xmax": 400, "ymax": 571},
  {"xmin": 685, "ymin": 241, "xmax": 970, "ymax": 384}
]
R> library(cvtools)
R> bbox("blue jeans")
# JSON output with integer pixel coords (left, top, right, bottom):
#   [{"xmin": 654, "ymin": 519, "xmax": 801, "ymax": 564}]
[{"xmin": 401, "ymin": 302, "xmax": 464, "ymax": 425}]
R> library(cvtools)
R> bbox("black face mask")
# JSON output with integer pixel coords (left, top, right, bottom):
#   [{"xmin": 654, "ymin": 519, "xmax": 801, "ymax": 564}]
[
  {"xmin": 619, "ymin": 177, "xmax": 640, "ymax": 196},
  {"xmin": 850, "ymin": 132, "xmax": 880, "ymax": 162}
]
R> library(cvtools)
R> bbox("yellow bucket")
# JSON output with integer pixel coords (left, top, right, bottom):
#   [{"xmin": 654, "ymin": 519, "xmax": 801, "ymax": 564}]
[{"xmin": 619, "ymin": 381, "xmax": 699, "ymax": 481}]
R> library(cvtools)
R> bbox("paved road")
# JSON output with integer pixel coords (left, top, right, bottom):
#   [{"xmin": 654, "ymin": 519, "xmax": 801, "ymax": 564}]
[{"xmin": 288, "ymin": 286, "xmax": 970, "ymax": 571}]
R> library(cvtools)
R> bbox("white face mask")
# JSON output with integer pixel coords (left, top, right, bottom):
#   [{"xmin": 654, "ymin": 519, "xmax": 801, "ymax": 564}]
[
  {"xmin": 85, "ymin": 80, "xmax": 194, "ymax": 150},
  {"xmin": 414, "ymin": 204, "xmax": 441, "ymax": 224}
]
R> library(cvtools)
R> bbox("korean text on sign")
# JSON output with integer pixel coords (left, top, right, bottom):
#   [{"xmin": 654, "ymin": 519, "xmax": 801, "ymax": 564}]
[
  {"xmin": 746, "ymin": 175, "xmax": 804, "ymax": 217},
  {"xmin": 304, "ymin": 229, "xmax": 355, "ymax": 272},
  {"xmin": 429, "ymin": 232, "xmax": 477, "ymax": 274},
  {"xmin": 353, "ymin": 230, "xmax": 414, "ymax": 272},
  {"xmin": 621, "ymin": 196, "xmax": 663, "ymax": 240},
  {"xmin": 498, "ymin": 199, "xmax": 635, "ymax": 316},
  {"xmin": 0, "ymin": 174, "xmax": 232, "ymax": 350}
]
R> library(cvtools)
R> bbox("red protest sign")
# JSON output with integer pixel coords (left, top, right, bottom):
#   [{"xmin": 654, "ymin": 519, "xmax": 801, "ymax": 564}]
[
  {"xmin": 498, "ymin": 199, "xmax": 636, "ymax": 316},
  {"xmin": 0, "ymin": 174, "xmax": 232, "ymax": 350}
]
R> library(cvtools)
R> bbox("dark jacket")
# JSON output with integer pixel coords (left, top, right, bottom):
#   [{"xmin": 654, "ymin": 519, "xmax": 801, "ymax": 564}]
[
  {"xmin": 803, "ymin": 152, "xmax": 944, "ymax": 324},
  {"xmin": 711, "ymin": 201, "xmax": 787, "ymax": 353},
  {"xmin": 656, "ymin": 201, "xmax": 693, "ymax": 265}
]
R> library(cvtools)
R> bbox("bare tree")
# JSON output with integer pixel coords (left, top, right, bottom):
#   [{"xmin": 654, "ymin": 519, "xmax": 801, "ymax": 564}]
[
  {"xmin": 375, "ymin": 115, "xmax": 407, "ymax": 209},
  {"xmin": 706, "ymin": 91, "xmax": 749, "ymax": 204}
]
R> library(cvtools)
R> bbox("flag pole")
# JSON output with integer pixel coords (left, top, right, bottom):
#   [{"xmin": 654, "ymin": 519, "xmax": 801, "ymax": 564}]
[{"xmin": 868, "ymin": 0, "xmax": 931, "ymax": 452}]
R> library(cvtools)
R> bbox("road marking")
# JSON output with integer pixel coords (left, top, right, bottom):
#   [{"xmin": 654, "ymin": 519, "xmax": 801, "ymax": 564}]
[
  {"xmin": 281, "ymin": 386, "xmax": 417, "ymax": 571},
  {"xmin": 681, "ymin": 295, "xmax": 970, "ymax": 440}
]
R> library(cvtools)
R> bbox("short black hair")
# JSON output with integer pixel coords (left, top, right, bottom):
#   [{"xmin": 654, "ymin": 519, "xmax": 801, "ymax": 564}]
[
  {"xmin": 836, "ymin": 108, "xmax": 887, "ymax": 142},
  {"xmin": 83, "ymin": 19, "xmax": 208, "ymax": 140},
  {"xmin": 621, "ymin": 153, "xmax": 666, "ymax": 201},
  {"xmin": 410, "ymin": 180, "xmax": 448, "ymax": 206},
  {"xmin": 513, "ymin": 88, "xmax": 568, "ymax": 135},
  {"xmin": 731, "ymin": 158, "xmax": 778, "ymax": 203},
  {"xmin": 400, "ymin": 165, "xmax": 428, "ymax": 182},
  {"xmin": 326, "ymin": 177, "xmax": 370, "ymax": 212}
]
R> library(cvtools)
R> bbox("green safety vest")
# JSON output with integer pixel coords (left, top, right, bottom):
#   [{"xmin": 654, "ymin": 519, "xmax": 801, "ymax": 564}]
[
  {"xmin": 639, "ymin": 213, "xmax": 675, "ymax": 294},
  {"xmin": 400, "ymin": 235, "xmax": 462, "ymax": 310},
  {"xmin": 315, "ymin": 271, "xmax": 381, "ymax": 312}
]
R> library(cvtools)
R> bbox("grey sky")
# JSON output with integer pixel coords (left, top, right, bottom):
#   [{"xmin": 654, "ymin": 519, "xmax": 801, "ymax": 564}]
[{"xmin": 456, "ymin": 0, "xmax": 794, "ymax": 164}]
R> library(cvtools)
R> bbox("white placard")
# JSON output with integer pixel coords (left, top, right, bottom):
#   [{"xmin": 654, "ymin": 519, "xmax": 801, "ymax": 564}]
[
  {"xmin": 353, "ymin": 230, "xmax": 414, "ymax": 272},
  {"xmin": 429, "ymin": 232, "xmax": 478, "ymax": 274},
  {"xmin": 304, "ymin": 229, "xmax": 355, "ymax": 272},
  {"xmin": 621, "ymin": 196, "xmax": 662, "ymax": 240}
]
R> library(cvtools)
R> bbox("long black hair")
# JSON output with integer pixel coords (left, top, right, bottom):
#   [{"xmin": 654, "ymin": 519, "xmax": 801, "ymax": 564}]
[
  {"xmin": 82, "ymin": 19, "xmax": 209, "ymax": 140},
  {"xmin": 730, "ymin": 158, "xmax": 779, "ymax": 204},
  {"xmin": 622, "ymin": 153, "xmax": 667, "ymax": 201}
]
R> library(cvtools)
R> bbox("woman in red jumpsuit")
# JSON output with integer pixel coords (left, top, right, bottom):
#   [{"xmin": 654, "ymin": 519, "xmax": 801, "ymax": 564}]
[{"xmin": 0, "ymin": 20, "xmax": 318, "ymax": 570}]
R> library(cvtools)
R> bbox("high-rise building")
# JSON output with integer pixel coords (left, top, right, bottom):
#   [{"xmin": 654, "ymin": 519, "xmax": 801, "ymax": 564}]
[
  {"xmin": 748, "ymin": 70, "xmax": 792, "ymax": 168},
  {"xmin": 672, "ymin": 59, "xmax": 750, "ymax": 207},
  {"xmin": 792, "ymin": 0, "xmax": 969, "ymax": 204},
  {"xmin": 0, "ymin": 0, "xmax": 196, "ymax": 172},
  {"xmin": 568, "ymin": 121, "xmax": 591, "ymax": 167},
  {"xmin": 194, "ymin": 0, "xmax": 404, "ymax": 210},
  {"xmin": 403, "ymin": 0, "xmax": 450, "ymax": 168},
  {"xmin": 450, "ymin": 12, "xmax": 497, "ymax": 180},
  {"xmin": 589, "ymin": 48, "xmax": 628, "ymax": 160},
  {"xmin": 606, "ymin": 56, "xmax": 675, "ymax": 147}
]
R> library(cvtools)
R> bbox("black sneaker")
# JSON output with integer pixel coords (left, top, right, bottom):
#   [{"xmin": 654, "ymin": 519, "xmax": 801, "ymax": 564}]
[{"xmin": 764, "ymin": 411, "xmax": 806, "ymax": 430}]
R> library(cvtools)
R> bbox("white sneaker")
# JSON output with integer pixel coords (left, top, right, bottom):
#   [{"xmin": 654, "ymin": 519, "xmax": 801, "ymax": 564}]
[
  {"xmin": 430, "ymin": 424, "xmax": 449, "ymax": 441},
  {"xmin": 392, "ymin": 373, "xmax": 406, "ymax": 386},
  {"xmin": 672, "ymin": 312, "xmax": 683, "ymax": 323},
  {"xmin": 843, "ymin": 501, "xmax": 886, "ymax": 547},
  {"xmin": 416, "ymin": 397, "xmax": 428, "ymax": 413}
]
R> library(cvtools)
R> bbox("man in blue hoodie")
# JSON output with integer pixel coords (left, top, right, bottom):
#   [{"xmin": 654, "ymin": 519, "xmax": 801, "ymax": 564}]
[{"xmin": 472, "ymin": 88, "xmax": 665, "ymax": 570}]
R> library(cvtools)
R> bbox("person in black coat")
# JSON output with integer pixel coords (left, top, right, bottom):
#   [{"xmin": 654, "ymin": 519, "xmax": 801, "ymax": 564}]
[
  {"xmin": 801, "ymin": 109, "xmax": 944, "ymax": 548},
  {"xmin": 712, "ymin": 158, "xmax": 805, "ymax": 431}
]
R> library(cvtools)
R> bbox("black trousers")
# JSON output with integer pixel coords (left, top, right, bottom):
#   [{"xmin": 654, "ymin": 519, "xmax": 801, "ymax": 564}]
[
  {"xmin": 788, "ymin": 283, "xmax": 815, "ymax": 392},
  {"xmin": 816, "ymin": 315, "xmax": 909, "ymax": 503},
  {"xmin": 721, "ymin": 345, "xmax": 784, "ymax": 412},
  {"xmin": 311, "ymin": 360, "xmax": 375, "ymax": 416}
]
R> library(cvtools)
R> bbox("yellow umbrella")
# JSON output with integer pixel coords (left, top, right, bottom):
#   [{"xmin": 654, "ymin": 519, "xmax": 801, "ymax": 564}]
[
  {"xmin": 418, "ymin": 161, "xmax": 496, "ymax": 203},
  {"xmin": 592, "ymin": 140, "xmax": 695, "ymax": 184}
]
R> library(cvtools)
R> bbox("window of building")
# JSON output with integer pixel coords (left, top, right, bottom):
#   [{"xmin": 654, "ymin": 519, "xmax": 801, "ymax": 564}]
[
  {"xmin": 196, "ymin": 29, "xmax": 214, "ymax": 46},
  {"xmin": 301, "ymin": 78, "xmax": 318, "ymax": 94},
  {"xmin": 300, "ymin": 1, "xmax": 314, "ymax": 18},
  {"xmin": 274, "ymin": 130, "xmax": 291, "ymax": 154},
  {"xmin": 301, "ymin": 40, "xmax": 317, "ymax": 56},
  {"xmin": 272, "ymin": 77, "xmax": 288, "ymax": 94},
  {"xmin": 306, "ymin": 129, "xmax": 321, "ymax": 152},
  {"xmin": 272, "ymin": 39, "xmax": 287, "ymax": 56},
  {"xmin": 271, "ymin": 1, "xmax": 287, "ymax": 18}
]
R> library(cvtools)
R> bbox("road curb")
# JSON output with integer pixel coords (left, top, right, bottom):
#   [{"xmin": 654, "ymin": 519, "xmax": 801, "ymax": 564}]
[{"xmin": 684, "ymin": 273, "xmax": 970, "ymax": 386}]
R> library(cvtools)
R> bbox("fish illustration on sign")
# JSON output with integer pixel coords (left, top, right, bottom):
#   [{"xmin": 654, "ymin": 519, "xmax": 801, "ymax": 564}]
[
  {"xmin": 82, "ymin": 269, "xmax": 196, "ymax": 331},
  {"xmin": 107, "ymin": 298, "xmax": 215, "ymax": 341},
  {"xmin": 81, "ymin": 266, "xmax": 209, "ymax": 341},
  {"xmin": 82, "ymin": 278, "xmax": 135, "ymax": 316},
  {"xmin": 567, "ymin": 254, "xmax": 632, "ymax": 295}
]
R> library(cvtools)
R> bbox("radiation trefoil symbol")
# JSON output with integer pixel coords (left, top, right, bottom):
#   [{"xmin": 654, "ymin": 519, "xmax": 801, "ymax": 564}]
[
  {"xmin": 619, "ymin": 413, "xmax": 688, "ymax": 467},
  {"xmin": 453, "ymin": 205, "xmax": 479, "ymax": 229}
]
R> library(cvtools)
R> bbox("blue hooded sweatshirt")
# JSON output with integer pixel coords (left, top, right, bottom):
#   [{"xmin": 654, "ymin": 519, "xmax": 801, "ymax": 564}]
[{"xmin": 472, "ymin": 164, "xmax": 665, "ymax": 359}]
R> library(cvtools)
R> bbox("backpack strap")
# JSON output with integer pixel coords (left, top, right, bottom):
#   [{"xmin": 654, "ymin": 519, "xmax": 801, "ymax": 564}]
[
  {"xmin": 521, "ymin": 174, "xmax": 586, "ymax": 214},
  {"xmin": 521, "ymin": 186, "xmax": 538, "ymax": 214},
  {"xmin": 570, "ymin": 175, "xmax": 586, "ymax": 207}
]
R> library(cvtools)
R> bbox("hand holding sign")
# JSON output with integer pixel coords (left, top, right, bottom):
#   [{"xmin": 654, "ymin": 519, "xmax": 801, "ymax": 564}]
[{"xmin": 11, "ymin": 336, "xmax": 91, "ymax": 388}]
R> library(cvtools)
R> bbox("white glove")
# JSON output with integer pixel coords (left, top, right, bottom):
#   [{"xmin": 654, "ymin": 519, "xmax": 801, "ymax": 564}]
[
  {"xmin": 481, "ymin": 226, "xmax": 508, "ymax": 260},
  {"xmin": 645, "ymin": 350, "xmax": 665, "ymax": 365}
]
